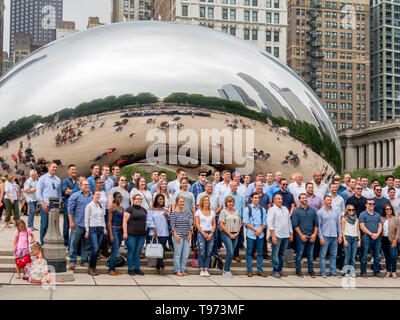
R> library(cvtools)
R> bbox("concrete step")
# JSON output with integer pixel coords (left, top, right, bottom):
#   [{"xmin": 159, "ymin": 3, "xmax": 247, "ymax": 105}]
[{"xmin": 0, "ymin": 262, "xmax": 381, "ymax": 277}]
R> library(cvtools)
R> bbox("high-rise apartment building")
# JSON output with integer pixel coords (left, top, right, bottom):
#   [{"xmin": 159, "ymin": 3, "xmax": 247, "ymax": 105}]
[
  {"xmin": 153, "ymin": 0, "xmax": 287, "ymax": 63},
  {"xmin": 287, "ymin": 0, "xmax": 370, "ymax": 131},
  {"xmin": 13, "ymin": 32, "xmax": 44, "ymax": 65},
  {"xmin": 0, "ymin": 0, "xmax": 4, "ymax": 76},
  {"xmin": 111, "ymin": 0, "xmax": 153, "ymax": 22},
  {"xmin": 9, "ymin": 0, "xmax": 63, "ymax": 58},
  {"xmin": 371, "ymin": 0, "xmax": 400, "ymax": 121}
]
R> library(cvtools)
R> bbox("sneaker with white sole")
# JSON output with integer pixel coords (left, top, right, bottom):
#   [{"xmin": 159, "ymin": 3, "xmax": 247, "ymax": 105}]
[
  {"xmin": 200, "ymin": 270, "xmax": 206, "ymax": 277},
  {"xmin": 223, "ymin": 271, "xmax": 233, "ymax": 278},
  {"xmin": 204, "ymin": 270, "xmax": 210, "ymax": 277}
]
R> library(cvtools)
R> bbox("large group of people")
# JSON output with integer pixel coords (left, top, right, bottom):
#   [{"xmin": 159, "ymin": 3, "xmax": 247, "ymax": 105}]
[{"xmin": 3, "ymin": 161, "xmax": 400, "ymax": 279}]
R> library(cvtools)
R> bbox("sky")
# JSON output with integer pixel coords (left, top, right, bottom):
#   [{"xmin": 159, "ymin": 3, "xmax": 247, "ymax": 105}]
[{"xmin": 3, "ymin": 0, "xmax": 111, "ymax": 53}]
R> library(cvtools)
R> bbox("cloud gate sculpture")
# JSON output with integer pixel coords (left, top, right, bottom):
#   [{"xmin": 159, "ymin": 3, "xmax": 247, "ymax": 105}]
[
  {"xmin": 0, "ymin": 21, "xmax": 338, "ymax": 145},
  {"xmin": 0, "ymin": 21, "xmax": 340, "ymax": 177}
]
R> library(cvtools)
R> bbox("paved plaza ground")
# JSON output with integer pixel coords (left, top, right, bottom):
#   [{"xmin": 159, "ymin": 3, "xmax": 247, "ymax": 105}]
[{"xmin": 1, "ymin": 216, "xmax": 400, "ymax": 299}]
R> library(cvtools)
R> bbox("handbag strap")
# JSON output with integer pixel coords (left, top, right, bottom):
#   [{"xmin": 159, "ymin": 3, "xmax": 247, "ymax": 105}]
[{"xmin": 139, "ymin": 190, "xmax": 150, "ymax": 208}]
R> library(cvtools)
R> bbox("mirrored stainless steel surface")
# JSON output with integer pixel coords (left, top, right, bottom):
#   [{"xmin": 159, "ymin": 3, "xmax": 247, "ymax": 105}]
[{"xmin": 0, "ymin": 21, "xmax": 339, "ymax": 146}]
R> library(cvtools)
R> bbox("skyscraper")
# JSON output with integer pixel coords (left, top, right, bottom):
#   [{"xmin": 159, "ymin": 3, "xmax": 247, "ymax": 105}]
[
  {"xmin": 111, "ymin": 0, "xmax": 153, "ymax": 22},
  {"xmin": 0, "ymin": 0, "xmax": 4, "ymax": 76},
  {"xmin": 9, "ymin": 0, "xmax": 63, "ymax": 58},
  {"xmin": 370, "ymin": 0, "xmax": 400, "ymax": 121},
  {"xmin": 153, "ymin": 0, "xmax": 287, "ymax": 63},
  {"xmin": 287, "ymin": 0, "xmax": 370, "ymax": 131}
]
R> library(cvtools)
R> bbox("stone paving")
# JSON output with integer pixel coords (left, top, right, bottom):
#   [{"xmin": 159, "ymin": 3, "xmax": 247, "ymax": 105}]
[{"xmin": 1, "ymin": 214, "xmax": 400, "ymax": 299}]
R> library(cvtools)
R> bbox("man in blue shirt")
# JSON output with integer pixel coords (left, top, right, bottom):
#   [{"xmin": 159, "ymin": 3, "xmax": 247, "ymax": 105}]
[
  {"xmin": 61, "ymin": 164, "xmax": 78, "ymax": 247},
  {"xmin": 36, "ymin": 161, "xmax": 62, "ymax": 245},
  {"xmin": 147, "ymin": 170, "xmax": 159, "ymax": 192},
  {"xmin": 86, "ymin": 164, "xmax": 101, "ymax": 192},
  {"xmin": 292, "ymin": 193, "xmax": 319, "ymax": 278},
  {"xmin": 191, "ymin": 168, "xmax": 208, "ymax": 201},
  {"xmin": 110, "ymin": 165, "xmax": 120, "ymax": 187},
  {"xmin": 317, "ymin": 195, "xmax": 342, "ymax": 277},
  {"xmin": 373, "ymin": 185, "xmax": 390, "ymax": 216},
  {"xmin": 67, "ymin": 180, "xmax": 93, "ymax": 270},
  {"xmin": 245, "ymin": 172, "xmax": 269, "ymax": 200},
  {"xmin": 359, "ymin": 199, "xmax": 384, "ymax": 278},
  {"xmin": 243, "ymin": 192, "xmax": 267, "ymax": 277},
  {"xmin": 272, "ymin": 178, "xmax": 295, "ymax": 214}
]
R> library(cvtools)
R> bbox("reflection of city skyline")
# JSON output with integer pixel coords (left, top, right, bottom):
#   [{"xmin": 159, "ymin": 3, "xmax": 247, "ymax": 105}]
[{"xmin": 218, "ymin": 84, "xmax": 258, "ymax": 110}]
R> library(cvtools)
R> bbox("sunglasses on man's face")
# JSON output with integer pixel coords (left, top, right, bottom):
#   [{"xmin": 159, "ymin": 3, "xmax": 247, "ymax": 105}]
[
  {"xmin": 348, "ymin": 209, "xmax": 355, "ymax": 212},
  {"xmin": 367, "ymin": 203, "xmax": 375, "ymax": 206},
  {"xmin": 200, "ymin": 174, "xmax": 207, "ymax": 177}
]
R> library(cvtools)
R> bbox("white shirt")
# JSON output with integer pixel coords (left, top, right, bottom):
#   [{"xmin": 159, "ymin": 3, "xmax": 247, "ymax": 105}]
[
  {"xmin": 390, "ymin": 198, "xmax": 400, "ymax": 217},
  {"xmin": 215, "ymin": 181, "xmax": 232, "ymax": 202},
  {"xmin": 266, "ymin": 205, "xmax": 293, "ymax": 238},
  {"xmin": 383, "ymin": 219, "xmax": 389, "ymax": 237},
  {"xmin": 382, "ymin": 186, "xmax": 400, "ymax": 200},
  {"xmin": 312, "ymin": 181, "xmax": 329, "ymax": 199},
  {"xmin": 362, "ymin": 187, "xmax": 374, "ymax": 199},
  {"xmin": 24, "ymin": 177, "xmax": 38, "ymax": 202},
  {"xmin": 4, "ymin": 181, "xmax": 19, "ymax": 200},
  {"xmin": 236, "ymin": 183, "xmax": 248, "ymax": 198},
  {"xmin": 331, "ymin": 194, "xmax": 345, "ymax": 216},
  {"xmin": 288, "ymin": 182, "xmax": 306, "ymax": 202},
  {"xmin": 84, "ymin": 201, "xmax": 106, "ymax": 230},
  {"xmin": 130, "ymin": 189, "xmax": 153, "ymax": 210},
  {"xmin": 195, "ymin": 209, "xmax": 215, "ymax": 232}
]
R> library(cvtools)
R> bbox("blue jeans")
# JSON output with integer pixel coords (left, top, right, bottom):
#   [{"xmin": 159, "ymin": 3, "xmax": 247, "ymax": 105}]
[
  {"xmin": 360, "ymin": 234, "xmax": 381, "ymax": 275},
  {"xmin": 197, "ymin": 231, "xmax": 213, "ymax": 270},
  {"xmin": 234, "ymin": 226, "xmax": 244, "ymax": 258},
  {"xmin": 69, "ymin": 225, "xmax": 91, "ymax": 265},
  {"xmin": 62, "ymin": 203, "xmax": 70, "ymax": 247},
  {"xmin": 319, "ymin": 237, "xmax": 338, "ymax": 275},
  {"xmin": 381, "ymin": 236, "xmax": 398, "ymax": 273},
  {"xmin": 211, "ymin": 214, "xmax": 220, "ymax": 257},
  {"xmin": 109, "ymin": 228, "xmax": 123, "ymax": 271},
  {"xmin": 220, "ymin": 231, "xmax": 238, "ymax": 272},
  {"xmin": 296, "ymin": 234, "xmax": 315, "ymax": 272},
  {"xmin": 271, "ymin": 237, "xmax": 289, "ymax": 273},
  {"xmin": 246, "ymin": 236, "xmax": 264, "ymax": 272},
  {"xmin": 89, "ymin": 227, "xmax": 104, "ymax": 268},
  {"xmin": 172, "ymin": 236, "xmax": 190, "ymax": 273},
  {"xmin": 39, "ymin": 205, "xmax": 48, "ymax": 246},
  {"xmin": 126, "ymin": 235, "xmax": 145, "ymax": 271},
  {"xmin": 343, "ymin": 236, "xmax": 358, "ymax": 275},
  {"xmin": 27, "ymin": 201, "xmax": 38, "ymax": 229}
]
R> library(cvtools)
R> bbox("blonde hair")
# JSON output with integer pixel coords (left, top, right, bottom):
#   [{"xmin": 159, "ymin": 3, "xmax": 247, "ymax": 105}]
[
  {"xmin": 6, "ymin": 175, "xmax": 15, "ymax": 183},
  {"xmin": 344, "ymin": 204, "xmax": 356, "ymax": 216},
  {"xmin": 199, "ymin": 195, "xmax": 210, "ymax": 210},
  {"xmin": 156, "ymin": 179, "xmax": 170, "ymax": 199},
  {"xmin": 31, "ymin": 242, "xmax": 43, "ymax": 254}
]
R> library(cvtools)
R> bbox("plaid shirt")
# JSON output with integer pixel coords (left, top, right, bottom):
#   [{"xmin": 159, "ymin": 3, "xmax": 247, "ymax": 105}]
[{"xmin": 191, "ymin": 180, "xmax": 206, "ymax": 202}]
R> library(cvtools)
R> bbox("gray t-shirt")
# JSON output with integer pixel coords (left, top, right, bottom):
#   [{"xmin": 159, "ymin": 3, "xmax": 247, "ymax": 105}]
[
  {"xmin": 109, "ymin": 187, "xmax": 130, "ymax": 210},
  {"xmin": 173, "ymin": 190, "xmax": 195, "ymax": 218},
  {"xmin": 24, "ymin": 178, "xmax": 38, "ymax": 202},
  {"xmin": 219, "ymin": 208, "xmax": 241, "ymax": 233},
  {"xmin": 196, "ymin": 192, "xmax": 222, "ymax": 213}
]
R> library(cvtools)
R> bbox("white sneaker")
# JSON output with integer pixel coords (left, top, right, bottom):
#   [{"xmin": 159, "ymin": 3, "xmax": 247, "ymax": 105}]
[
  {"xmin": 200, "ymin": 270, "xmax": 206, "ymax": 277},
  {"xmin": 204, "ymin": 270, "xmax": 210, "ymax": 277},
  {"xmin": 223, "ymin": 271, "xmax": 233, "ymax": 278}
]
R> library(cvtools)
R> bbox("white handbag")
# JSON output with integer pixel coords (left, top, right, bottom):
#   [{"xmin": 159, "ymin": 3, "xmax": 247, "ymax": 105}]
[{"xmin": 145, "ymin": 237, "xmax": 164, "ymax": 259}]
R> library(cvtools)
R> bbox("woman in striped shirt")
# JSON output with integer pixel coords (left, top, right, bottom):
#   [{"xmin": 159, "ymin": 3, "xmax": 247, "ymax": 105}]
[{"xmin": 170, "ymin": 196, "xmax": 192, "ymax": 277}]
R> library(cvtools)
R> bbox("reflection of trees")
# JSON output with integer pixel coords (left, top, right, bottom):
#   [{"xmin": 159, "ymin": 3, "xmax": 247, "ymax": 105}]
[
  {"xmin": 0, "ymin": 91, "xmax": 341, "ymax": 173},
  {"xmin": 164, "ymin": 92, "xmax": 342, "ymax": 173}
]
